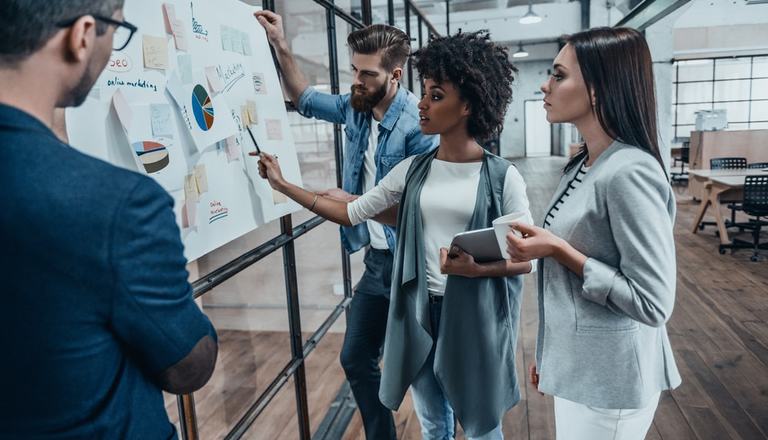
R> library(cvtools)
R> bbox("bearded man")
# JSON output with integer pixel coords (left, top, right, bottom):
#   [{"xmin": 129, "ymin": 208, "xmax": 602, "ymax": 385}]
[{"xmin": 256, "ymin": 11, "xmax": 437, "ymax": 440}]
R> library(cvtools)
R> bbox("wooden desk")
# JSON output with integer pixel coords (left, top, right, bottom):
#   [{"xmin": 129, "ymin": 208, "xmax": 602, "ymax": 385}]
[
  {"xmin": 687, "ymin": 169, "xmax": 765, "ymax": 200},
  {"xmin": 691, "ymin": 174, "xmax": 760, "ymax": 245}
]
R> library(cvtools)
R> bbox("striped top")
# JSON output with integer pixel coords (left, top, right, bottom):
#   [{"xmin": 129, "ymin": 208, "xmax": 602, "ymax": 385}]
[{"xmin": 544, "ymin": 161, "xmax": 589, "ymax": 228}]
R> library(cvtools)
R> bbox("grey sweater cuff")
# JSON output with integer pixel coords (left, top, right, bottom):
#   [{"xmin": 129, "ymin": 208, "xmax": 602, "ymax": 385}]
[{"xmin": 581, "ymin": 257, "xmax": 618, "ymax": 306}]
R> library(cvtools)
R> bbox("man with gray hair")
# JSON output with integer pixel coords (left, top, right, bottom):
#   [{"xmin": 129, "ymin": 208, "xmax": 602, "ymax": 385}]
[{"xmin": 0, "ymin": 1, "xmax": 218, "ymax": 438}]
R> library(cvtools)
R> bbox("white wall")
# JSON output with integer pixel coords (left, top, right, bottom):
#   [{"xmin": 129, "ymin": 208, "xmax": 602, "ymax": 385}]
[
  {"xmin": 502, "ymin": 60, "xmax": 552, "ymax": 158},
  {"xmin": 646, "ymin": 5, "xmax": 693, "ymax": 171},
  {"xmin": 673, "ymin": 0, "xmax": 768, "ymax": 58}
]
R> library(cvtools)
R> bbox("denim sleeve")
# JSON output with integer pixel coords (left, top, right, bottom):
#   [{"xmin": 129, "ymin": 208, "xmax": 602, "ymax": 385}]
[
  {"xmin": 404, "ymin": 125, "xmax": 438, "ymax": 156},
  {"xmin": 109, "ymin": 178, "xmax": 217, "ymax": 377},
  {"xmin": 297, "ymin": 87, "xmax": 349, "ymax": 125}
]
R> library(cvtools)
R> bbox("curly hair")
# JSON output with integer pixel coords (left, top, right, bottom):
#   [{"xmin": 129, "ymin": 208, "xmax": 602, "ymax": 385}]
[{"xmin": 412, "ymin": 30, "xmax": 517, "ymax": 142}]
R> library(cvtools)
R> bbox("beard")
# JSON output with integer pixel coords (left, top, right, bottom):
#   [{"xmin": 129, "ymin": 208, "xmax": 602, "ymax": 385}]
[
  {"xmin": 350, "ymin": 81, "xmax": 388, "ymax": 113},
  {"xmin": 65, "ymin": 63, "xmax": 100, "ymax": 108}
]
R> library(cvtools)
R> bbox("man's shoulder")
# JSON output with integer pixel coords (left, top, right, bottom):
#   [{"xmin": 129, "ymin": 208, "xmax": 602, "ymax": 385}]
[{"xmin": 8, "ymin": 131, "xmax": 159, "ymax": 212}]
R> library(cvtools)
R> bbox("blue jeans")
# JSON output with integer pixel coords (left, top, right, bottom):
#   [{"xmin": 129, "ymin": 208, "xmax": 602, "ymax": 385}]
[
  {"xmin": 340, "ymin": 249, "xmax": 396, "ymax": 440},
  {"xmin": 410, "ymin": 301, "xmax": 504, "ymax": 440}
]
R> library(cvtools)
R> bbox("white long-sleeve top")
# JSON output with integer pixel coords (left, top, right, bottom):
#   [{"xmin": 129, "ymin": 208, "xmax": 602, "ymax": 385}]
[{"xmin": 347, "ymin": 156, "xmax": 534, "ymax": 295}]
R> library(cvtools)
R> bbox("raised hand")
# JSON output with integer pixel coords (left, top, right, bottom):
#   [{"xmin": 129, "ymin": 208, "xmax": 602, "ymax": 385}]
[
  {"xmin": 253, "ymin": 10, "xmax": 285, "ymax": 48},
  {"xmin": 256, "ymin": 152, "xmax": 286, "ymax": 190}
]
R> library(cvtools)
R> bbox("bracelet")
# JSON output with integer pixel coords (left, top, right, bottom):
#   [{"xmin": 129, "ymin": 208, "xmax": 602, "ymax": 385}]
[{"xmin": 309, "ymin": 193, "xmax": 319, "ymax": 212}]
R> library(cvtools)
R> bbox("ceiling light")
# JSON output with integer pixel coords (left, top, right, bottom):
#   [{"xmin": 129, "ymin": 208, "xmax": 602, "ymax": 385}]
[
  {"xmin": 513, "ymin": 43, "xmax": 529, "ymax": 58},
  {"xmin": 519, "ymin": 0, "xmax": 542, "ymax": 24}
]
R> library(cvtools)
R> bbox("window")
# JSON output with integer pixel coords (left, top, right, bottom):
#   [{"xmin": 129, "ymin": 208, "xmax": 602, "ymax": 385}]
[{"xmin": 672, "ymin": 55, "xmax": 768, "ymax": 138}]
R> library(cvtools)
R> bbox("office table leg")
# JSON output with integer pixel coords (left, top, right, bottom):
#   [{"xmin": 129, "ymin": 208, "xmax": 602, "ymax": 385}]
[{"xmin": 691, "ymin": 194, "xmax": 712, "ymax": 234}]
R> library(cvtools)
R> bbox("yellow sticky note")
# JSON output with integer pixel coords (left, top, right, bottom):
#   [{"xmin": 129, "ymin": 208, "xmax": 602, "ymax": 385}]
[
  {"xmin": 194, "ymin": 164, "xmax": 208, "ymax": 194},
  {"xmin": 246, "ymin": 100, "xmax": 258, "ymax": 125},
  {"xmin": 241, "ymin": 105, "xmax": 251, "ymax": 126},
  {"xmin": 184, "ymin": 174, "xmax": 199, "ymax": 202},
  {"xmin": 142, "ymin": 35, "xmax": 169, "ymax": 70}
]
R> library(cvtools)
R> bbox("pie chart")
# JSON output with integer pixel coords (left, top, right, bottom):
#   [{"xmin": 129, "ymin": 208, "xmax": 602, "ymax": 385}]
[
  {"xmin": 133, "ymin": 141, "xmax": 169, "ymax": 173},
  {"xmin": 192, "ymin": 84, "xmax": 215, "ymax": 131}
]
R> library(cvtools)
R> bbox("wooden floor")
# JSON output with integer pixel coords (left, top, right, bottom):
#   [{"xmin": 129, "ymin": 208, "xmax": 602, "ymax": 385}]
[{"xmin": 176, "ymin": 157, "xmax": 768, "ymax": 439}]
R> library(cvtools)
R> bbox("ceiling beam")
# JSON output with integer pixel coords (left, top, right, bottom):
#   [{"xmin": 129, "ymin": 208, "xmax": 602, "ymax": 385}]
[{"xmin": 615, "ymin": 0, "xmax": 690, "ymax": 30}]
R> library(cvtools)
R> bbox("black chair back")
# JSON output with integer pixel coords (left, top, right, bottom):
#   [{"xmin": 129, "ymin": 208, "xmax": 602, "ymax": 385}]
[
  {"xmin": 711, "ymin": 157, "xmax": 747, "ymax": 170},
  {"xmin": 748, "ymin": 162, "xmax": 768, "ymax": 169},
  {"xmin": 743, "ymin": 175, "xmax": 768, "ymax": 217}
]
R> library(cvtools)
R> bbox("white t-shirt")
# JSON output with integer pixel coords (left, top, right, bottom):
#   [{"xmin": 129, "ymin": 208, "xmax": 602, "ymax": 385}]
[
  {"xmin": 362, "ymin": 119, "xmax": 389, "ymax": 250},
  {"xmin": 348, "ymin": 156, "xmax": 534, "ymax": 295}
]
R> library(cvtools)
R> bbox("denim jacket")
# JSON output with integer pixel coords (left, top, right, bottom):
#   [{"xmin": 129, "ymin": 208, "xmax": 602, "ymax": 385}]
[{"xmin": 297, "ymin": 85, "xmax": 438, "ymax": 253}]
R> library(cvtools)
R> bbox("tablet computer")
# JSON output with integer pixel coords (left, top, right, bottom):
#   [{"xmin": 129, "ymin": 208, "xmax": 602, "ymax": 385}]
[{"xmin": 449, "ymin": 227, "xmax": 504, "ymax": 263}]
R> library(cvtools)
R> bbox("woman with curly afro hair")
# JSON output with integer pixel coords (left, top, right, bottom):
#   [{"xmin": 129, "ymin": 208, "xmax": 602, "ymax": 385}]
[{"xmin": 258, "ymin": 30, "xmax": 532, "ymax": 439}]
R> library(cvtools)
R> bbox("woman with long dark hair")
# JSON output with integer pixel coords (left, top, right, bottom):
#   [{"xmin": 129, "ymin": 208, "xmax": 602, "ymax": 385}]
[
  {"xmin": 505, "ymin": 27, "xmax": 680, "ymax": 439},
  {"xmin": 258, "ymin": 31, "xmax": 532, "ymax": 439}
]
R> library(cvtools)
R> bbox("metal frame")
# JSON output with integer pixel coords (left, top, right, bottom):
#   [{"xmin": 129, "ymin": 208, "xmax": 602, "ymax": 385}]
[
  {"xmin": 615, "ymin": 0, "xmax": 690, "ymax": 31},
  {"xmin": 672, "ymin": 54, "xmax": 768, "ymax": 137},
  {"xmin": 173, "ymin": 1, "xmax": 439, "ymax": 439}
]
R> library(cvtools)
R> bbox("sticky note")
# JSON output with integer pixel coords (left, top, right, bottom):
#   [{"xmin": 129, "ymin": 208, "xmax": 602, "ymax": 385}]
[
  {"xmin": 184, "ymin": 174, "xmax": 200, "ymax": 202},
  {"xmin": 246, "ymin": 100, "xmax": 257, "ymax": 125},
  {"xmin": 112, "ymin": 89, "xmax": 132, "ymax": 130},
  {"xmin": 231, "ymin": 31, "xmax": 244, "ymax": 55},
  {"xmin": 205, "ymin": 66, "xmax": 224, "ymax": 93},
  {"xmin": 266, "ymin": 119, "xmax": 282, "ymax": 140},
  {"xmin": 171, "ymin": 19, "xmax": 188, "ymax": 51},
  {"xmin": 241, "ymin": 105, "xmax": 251, "ymax": 126},
  {"xmin": 252, "ymin": 73, "xmax": 266, "ymax": 95},
  {"xmin": 273, "ymin": 189, "xmax": 288, "ymax": 204},
  {"xmin": 241, "ymin": 35, "xmax": 252, "ymax": 56},
  {"xmin": 194, "ymin": 164, "xmax": 209, "ymax": 194},
  {"xmin": 220, "ymin": 26, "xmax": 234, "ymax": 52},
  {"xmin": 225, "ymin": 137, "xmax": 241, "ymax": 162},
  {"xmin": 182, "ymin": 199, "xmax": 197, "ymax": 228},
  {"xmin": 142, "ymin": 35, "xmax": 169, "ymax": 70},
  {"xmin": 150, "ymin": 103, "xmax": 173, "ymax": 137},
  {"xmin": 162, "ymin": 3, "xmax": 176, "ymax": 34},
  {"xmin": 177, "ymin": 54, "xmax": 193, "ymax": 84}
]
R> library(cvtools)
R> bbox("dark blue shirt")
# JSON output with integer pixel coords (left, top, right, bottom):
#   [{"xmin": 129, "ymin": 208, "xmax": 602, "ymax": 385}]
[{"xmin": 0, "ymin": 104, "xmax": 217, "ymax": 439}]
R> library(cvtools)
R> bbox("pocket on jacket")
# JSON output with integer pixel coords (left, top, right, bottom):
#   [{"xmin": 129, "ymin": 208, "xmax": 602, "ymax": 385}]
[
  {"xmin": 380, "ymin": 154, "xmax": 405, "ymax": 175},
  {"xmin": 571, "ymin": 278, "xmax": 639, "ymax": 333},
  {"xmin": 344, "ymin": 126, "xmax": 358, "ymax": 144}
]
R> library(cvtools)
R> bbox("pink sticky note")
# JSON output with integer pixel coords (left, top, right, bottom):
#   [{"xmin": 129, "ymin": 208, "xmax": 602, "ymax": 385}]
[
  {"xmin": 162, "ymin": 4, "xmax": 176, "ymax": 34},
  {"xmin": 112, "ymin": 89, "xmax": 132, "ymax": 130},
  {"xmin": 225, "ymin": 137, "xmax": 241, "ymax": 162},
  {"xmin": 182, "ymin": 200, "xmax": 197, "ymax": 228},
  {"xmin": 171, "ymin": 18, "xmax": 188, "ymax": 51},
  {"xmin": 265, "ymin": 119, "xmax": 282, "ymax": 140}
]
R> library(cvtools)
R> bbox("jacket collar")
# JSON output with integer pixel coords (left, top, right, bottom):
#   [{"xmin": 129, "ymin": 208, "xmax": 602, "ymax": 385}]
[
  {"xmin": 378, "ymin": 85, "xmax": 409, "ymax": 132},
  {"xmin": 0, "ymin": 103, "xmax": 55, "ymax": 137}
]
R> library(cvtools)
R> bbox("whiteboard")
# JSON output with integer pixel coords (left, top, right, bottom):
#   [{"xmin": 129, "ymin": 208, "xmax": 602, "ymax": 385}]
[{"xmin": 66, "ymin": 0, "xmax": 303, "ymax": 262}]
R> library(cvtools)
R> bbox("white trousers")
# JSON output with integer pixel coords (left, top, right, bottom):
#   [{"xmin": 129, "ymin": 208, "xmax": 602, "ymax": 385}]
[{"xmin": 554, "ymin": 392, "xmax": 661, "ymax": 440}]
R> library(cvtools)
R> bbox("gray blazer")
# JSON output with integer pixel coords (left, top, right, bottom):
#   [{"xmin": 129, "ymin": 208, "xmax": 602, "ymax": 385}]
[{"xmin": 536, "ymin": 141, "xmax": 681, "ymax": 409}]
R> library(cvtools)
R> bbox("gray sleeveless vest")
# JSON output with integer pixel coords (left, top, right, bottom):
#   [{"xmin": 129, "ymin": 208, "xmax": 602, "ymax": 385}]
[{"xmin": 379, "ymin": 148, "xmax": 523, "ymax": 437}]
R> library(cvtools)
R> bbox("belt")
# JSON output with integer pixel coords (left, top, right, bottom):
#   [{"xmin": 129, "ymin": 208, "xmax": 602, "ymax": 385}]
[{"xmin": 428, "ymin": 294, "xmax": 443, "ymax": 304}]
